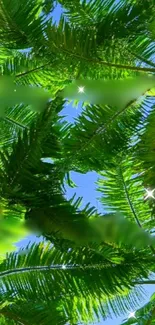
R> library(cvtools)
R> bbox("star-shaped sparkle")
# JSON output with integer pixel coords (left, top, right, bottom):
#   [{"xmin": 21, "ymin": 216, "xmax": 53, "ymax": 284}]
[
  {"xmin": 128, "ymin": 311, "xmax": 135, "ymax": 319},
  {"xmin": 144, "ymin": 188, "xmax": 155, "ymax": 200},
  {"xmin": 78, "ymin": 86, "xmax": 85, "ymax": 93}
]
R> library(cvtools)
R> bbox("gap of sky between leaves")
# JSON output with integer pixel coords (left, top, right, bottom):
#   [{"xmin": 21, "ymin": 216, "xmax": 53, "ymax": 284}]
[{"xmin": 16, "ymin": 2, "xmax": 155, "ymax": 324}]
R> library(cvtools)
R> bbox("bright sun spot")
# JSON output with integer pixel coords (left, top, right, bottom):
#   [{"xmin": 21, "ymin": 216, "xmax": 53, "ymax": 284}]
[
  {"xmin": 145, "ymin": 188, "xmax": 155, "ymax": 200},
  {"xmin": 128, "ymin": 311, "xmax": 136, "ymax": 319},
  {"xmin": 62, "ymin": 265, "xmax": 66, "ymax": 270},
  {"xmin": 78, "ymin": 86, "xmax": 85, "ymax": 93}
]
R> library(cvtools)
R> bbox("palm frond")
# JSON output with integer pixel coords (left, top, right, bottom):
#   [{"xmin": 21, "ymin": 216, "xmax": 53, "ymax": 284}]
[
  {"xmin": 0, "ymin": 104, "xmax": 36, "ymax": 149},
  {"xmin": 120, "ymin": 292, "xmax": 155, "ymax": 325},
  {"xmin": 129, "ymin": 36, "xmax": 155, "ymax": 68},
  {"xmin": 60, "ymin": 96, "xmax": 148, "ymax": 173},
  {"xmin": 97, "ymin": 155, "xmax": 152, "ymax": 229},
  {"xmin": 60, "ymin": 0, "xmax": 153, "ymax": 41},
  {"xmin": 0, "ymin": 0, "xmax": 48, "ymax": 49},
  {"xmin": 1, "ymin": 50, "xmax": 66, "ymax": 93},
  {"xmin": 45, "ymin": 17, "xmax": 97, "ymax": 58},
  {"xmin": 0, "ymin": 299, "xmax": 68, "ymax": 325},
  {"xmin": 42, "ymin": 0, "xmax": 56, "ymax": 15},
  {"xmin": 37, "ymin": 15, "xmax": 146, "ymax": 82},
  {"xmin": 0, "ymin": 98, "xmax": 63, "ymax": 204},
  {"xmin": 0, "ymin": 242, "xmax": 153, "ymax": 322},
  {"xmin": 58, "ymin": 0, "xmax": 155, "ymax": 78},
  {"xmin": 59, "ymin": 0, "xmax": 124, "ymax": 27},
  {"xmin": 0, "ymin": 47, "xmax": 16, "ymax": 64}
]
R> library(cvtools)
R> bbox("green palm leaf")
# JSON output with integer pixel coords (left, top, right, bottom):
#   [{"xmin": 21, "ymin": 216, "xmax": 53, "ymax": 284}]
[
  {"xmin": 97, "ymin": 155, "xmax": 152, "ymax": 229},
  {"xmin": 0, "ymin": 242, "xmax": 153, "ymax": 323},
  {"xmin": 0, "ymin": 0, "xmax": 47, "ymax": 49},
  {"xmin": 60, "ymin": 96, "xmax": 147, "ymax": 172},
  {"xmin": 0, "ymin": 300, "xmax": 68, "ymax": 325},
  {"xmin": 0, "ymin": 98, "xmax": 63, "ymax": 193},
  {"xmin": 120, "ymin": 292, "xmax": 155, "ymax": 325}
]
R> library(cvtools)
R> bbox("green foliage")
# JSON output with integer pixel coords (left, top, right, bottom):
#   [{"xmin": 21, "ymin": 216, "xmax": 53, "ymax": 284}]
[
  {"xmin": 61, "ymin": 99, "xmax": 145, "ymax": 172},
  {"xmin": 120, "ymin": 292, "xmax": 155, "ymax": 324},
  {"xmin": 0, "ymin": 0, "xmax": 47, "ymax": 49},
  {"xmin": 0, "ymin": 75, "xmax": 50, "ymax": 116},
  {"xmin": 0, "ymin": 242, "xmax": 153, "ymax": 323},
  {"xmin": 0, "ymin": 0, "xmax": 155, "ymax": 324},
  {"xmin": 0, "ymin": 300, "xmax": 68, "ymax": 325},
  {"xmin": 97, "ymin": 156, "xmax": 151, "ymax": 227}
]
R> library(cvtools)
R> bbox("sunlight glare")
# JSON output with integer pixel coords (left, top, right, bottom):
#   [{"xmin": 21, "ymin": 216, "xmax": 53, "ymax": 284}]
[
  {"xmin": 128, "ymin": 311, "xmax": 135, "ymax": 319},
  {"xmin": 78, "ymin": 86, "xmax": 85, "ymax": 93},
  {"xmin": 145, "ymin": 188, "xmax": 155, "ymax": 200}
]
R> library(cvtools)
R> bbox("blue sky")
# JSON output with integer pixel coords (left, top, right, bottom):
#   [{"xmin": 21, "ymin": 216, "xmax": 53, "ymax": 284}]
[{"xmin": 16, "ymin": 2, "xmax": 155, "ymax": 324}]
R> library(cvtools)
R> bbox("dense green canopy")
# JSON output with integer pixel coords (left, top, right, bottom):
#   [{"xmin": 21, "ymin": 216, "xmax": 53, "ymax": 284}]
[{"xmin": 0, "ymin": 0, "xmax": 155, "ymax": 324}]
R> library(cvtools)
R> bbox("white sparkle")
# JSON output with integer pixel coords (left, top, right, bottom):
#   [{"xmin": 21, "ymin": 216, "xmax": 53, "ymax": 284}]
[
  {"xmin": 78, "ymin": 86, "xmax": 85, "ymax": 93},
  {"xmin": 145, "ymin": 188, "xmax": 155, "ymax": 200},
  {"xmin": 62, "ymin": 265, "xmax": 66, "ymax": 270},
  {"xmin": 128, "ymin": 311, "xmax": 135, "ymax": 319}
]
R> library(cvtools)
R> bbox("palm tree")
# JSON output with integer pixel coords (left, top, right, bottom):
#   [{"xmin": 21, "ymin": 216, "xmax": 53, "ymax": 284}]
[{"xmin": 0, "ymin": 0, "xmax": 155, "ymax": 323}]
